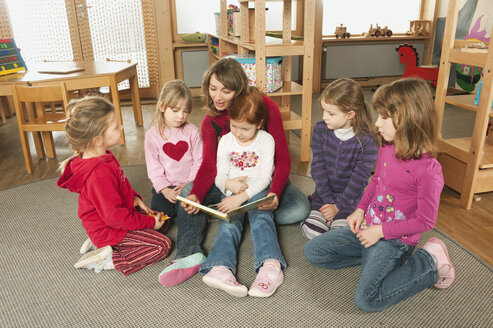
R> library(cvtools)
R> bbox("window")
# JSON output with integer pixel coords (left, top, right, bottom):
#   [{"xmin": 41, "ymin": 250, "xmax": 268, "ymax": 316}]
[
  {"xmin": 322, "ymin": 0, "xmax": 421, "ymax": 36},
  {"xmin": 175, "ymin": 0, "xmax": 296, "ymax": 35},
  {"xmin": 6, "ymin": 0, "xmax": 73, "ymax": 64}
]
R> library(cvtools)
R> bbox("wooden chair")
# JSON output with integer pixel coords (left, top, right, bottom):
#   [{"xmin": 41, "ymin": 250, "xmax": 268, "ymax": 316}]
[{"xmin": 11, "ymin": 83, "xmax": 70, "ymax": 173}]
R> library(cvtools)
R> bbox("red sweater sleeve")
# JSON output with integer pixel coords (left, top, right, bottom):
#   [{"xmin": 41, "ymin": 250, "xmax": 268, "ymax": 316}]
[
  {"xmin": 263, "ymin": 95, "xmax": 290, "ymax": 197},
  {"xmin": 190, "ymin": 114, "xmax": 227, "ymax": 202}
]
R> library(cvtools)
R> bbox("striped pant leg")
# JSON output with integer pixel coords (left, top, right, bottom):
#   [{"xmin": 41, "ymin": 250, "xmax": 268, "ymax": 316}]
[{"xmin": 112, "ymin": 229, "xmax": 172, "ymax": 276}]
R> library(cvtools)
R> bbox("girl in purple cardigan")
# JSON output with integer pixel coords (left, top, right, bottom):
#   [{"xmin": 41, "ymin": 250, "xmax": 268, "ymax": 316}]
[
  {"xmin": 304, "ymin": 78, "xmax": 455, "ymax": 312},
  {"xmin": 301, "ymin": 78, "xmax": 378, "ymax": 239}
]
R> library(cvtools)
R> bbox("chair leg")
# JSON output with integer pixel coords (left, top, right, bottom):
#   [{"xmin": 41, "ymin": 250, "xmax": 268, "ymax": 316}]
[
  {"xmin": 19, "ymin": 131, "xmax": 33, "ymax": 173},
  {"xmin": 32, "ymin": 131, "xmax": 45, "ymax": 159},
  {"xmin": 42, "ymin": 131, "xmax": 56, "ymax": 158}
]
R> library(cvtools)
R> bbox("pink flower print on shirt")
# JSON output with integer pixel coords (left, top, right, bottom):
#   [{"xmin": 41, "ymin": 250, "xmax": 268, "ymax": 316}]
[{"xmin": 229, "ymin": 151, "xmax": 259, "ymax": 171}]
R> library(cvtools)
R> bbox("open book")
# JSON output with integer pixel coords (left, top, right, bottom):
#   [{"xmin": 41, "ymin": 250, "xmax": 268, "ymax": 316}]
[{"xmin": 176, "ymin": 194, "xmax": 275, "ymax": 222}]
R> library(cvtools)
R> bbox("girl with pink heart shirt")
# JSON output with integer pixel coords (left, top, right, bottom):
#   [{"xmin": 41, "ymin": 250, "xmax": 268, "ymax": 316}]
[{"xmin": 145, "ymin": 80, "xmax": 203, "ymax": 223}]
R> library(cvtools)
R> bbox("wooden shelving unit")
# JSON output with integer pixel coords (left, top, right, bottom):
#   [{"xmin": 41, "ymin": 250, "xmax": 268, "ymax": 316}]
[
  {"xmin": 435, "ymin": 0, "xmax": 493, "ymax": 209},
  {"xmin": 209, "ymin": 0, "xmax": 316, "ymax": 162}
]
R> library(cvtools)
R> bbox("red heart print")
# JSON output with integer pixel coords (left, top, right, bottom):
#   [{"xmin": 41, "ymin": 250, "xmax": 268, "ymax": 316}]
[{"xmin": 162, "ymin": 141, "xmax": 189, "ymax": 161}]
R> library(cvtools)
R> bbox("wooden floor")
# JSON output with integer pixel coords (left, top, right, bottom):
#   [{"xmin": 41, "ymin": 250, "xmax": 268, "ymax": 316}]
[{"xmin": 1, "ymin": 98, "xmax": 492, "ymax": 268}]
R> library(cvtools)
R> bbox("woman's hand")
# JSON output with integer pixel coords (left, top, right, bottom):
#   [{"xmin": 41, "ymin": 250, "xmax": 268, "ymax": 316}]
[
  {"xmin": 257, "ymin": 192, "xmax": 279, "ymax": 211},
  {"xmin": 180, "ymin": 194, "xmax": 200, "ymax": 215},
  {"xmin": 217, "ymin": 193, "xmax": 248, "ymax": 213},
  {"xmin": 319, "ymin": 204, "xmax": 339, "ymax": 222},
  {"xmin": 347, "ymin": 208, "xmax": 365, "ymax": 234},
  {"xmin": 225, "ymin": 176, "xmax": 248, "ymax": 194},
  {"xmin": 153, "ymin": 212, "xmax": 165, "ymax": 230},
  {"xmin": 356, "ymin": 225, "xmax": 384, "ymax": 248},
  {"xmin": 134, "ymin": 196, "xmax": 151, "ymax": 214},
  {"xmin": 162, "ymin": 187, "xmax": 181, "ymax": 203}
]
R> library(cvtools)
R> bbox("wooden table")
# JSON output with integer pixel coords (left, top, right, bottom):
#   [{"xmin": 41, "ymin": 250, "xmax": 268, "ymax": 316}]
[{"xmin": 0, "ymin": 61, "xmax": 142, "ymax": 144}]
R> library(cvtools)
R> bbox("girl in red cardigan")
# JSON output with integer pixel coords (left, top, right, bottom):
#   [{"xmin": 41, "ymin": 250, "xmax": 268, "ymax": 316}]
[
  {"xmin": 159, "ymin": 58, "xmax": 310, "ymax": 287},
  {"xmin": 58, "ymin": 96, "xmax": 171, "ymax": 275}
]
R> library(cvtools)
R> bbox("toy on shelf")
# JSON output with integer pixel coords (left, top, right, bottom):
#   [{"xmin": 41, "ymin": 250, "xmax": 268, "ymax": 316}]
[
  {"xmin": 181, "ymin": 32, "xmax": 207, "ymax": 43},
  {"xmin": 363, "ymin": 24, "xmax": 392, "ymax": 38},
  {"xmin": 396, "ymin": 43, "xmax": 439, "ymax": 87},
  {"xmin": 0, "ymin": 38, "xmax": 27, "ymax": 76},
  {"xmin": 407, "ymin": 20, "xmax": 431, "ymax": 36},
  {"xmin": 474, "ymin": 81, "xmax": 493, "ymax": 107},
  {"xmin": 334, "ymin": 24, "xmax": 350, "ymax": 39}
]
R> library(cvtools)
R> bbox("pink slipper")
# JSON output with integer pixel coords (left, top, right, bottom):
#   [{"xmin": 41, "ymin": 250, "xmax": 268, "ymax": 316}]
[
  {"xmin": 158, "ymin": 253, "xmax": 206, "ymax": 287},
  {"xmin": 422, "ymin": 238, "xmax": 455, "ymax": 289},
  {"xmin": 248, "ymin": 263, "xmax": 284, "ymax": 297},
  {"xmin": 202, "ymin": 266, "xmax": 247, "ymax": 297}
]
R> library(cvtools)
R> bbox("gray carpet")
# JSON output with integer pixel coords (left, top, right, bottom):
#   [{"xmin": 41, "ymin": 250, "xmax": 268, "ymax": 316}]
[{"xmin": 1, "ymin": 166, "xmax": 492, "ymax": 327}]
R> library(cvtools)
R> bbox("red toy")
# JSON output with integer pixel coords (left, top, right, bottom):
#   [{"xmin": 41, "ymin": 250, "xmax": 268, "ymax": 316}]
[{"xmin": 396, "ymin": 44, "xmax": 439, "ymax": 87}]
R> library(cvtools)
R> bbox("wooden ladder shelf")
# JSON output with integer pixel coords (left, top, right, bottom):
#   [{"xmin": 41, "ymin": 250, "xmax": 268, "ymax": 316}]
[{"xmin": 435, "ymin": 0, "xmax": 493, "ymax": 209}]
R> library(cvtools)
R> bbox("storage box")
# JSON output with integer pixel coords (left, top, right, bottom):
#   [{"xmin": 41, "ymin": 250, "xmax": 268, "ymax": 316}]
[
  {"xmin": 227, "ymin": 10, "xmax": 241, "ymax": 36},
  {"xmin": 229, "ymin": 54, "xmax": 284, "ymax": 93}
]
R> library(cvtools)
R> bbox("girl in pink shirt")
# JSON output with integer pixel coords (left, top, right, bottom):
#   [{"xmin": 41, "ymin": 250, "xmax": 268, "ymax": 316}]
[
  {"xmin": 305, "ymin": 78, "xmax": 455, "ymax": 312},
  {"xmin": 145, "ymin": 80, "xmax": 203, "ymax": 225}
]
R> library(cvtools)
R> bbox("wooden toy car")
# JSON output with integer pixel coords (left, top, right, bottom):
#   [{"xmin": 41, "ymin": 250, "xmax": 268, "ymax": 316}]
[
  {"xmin": 334, "ymin": 24, "xmax": 350, "ymax": 39},
  {"xmin": 366, "ymin": 24, "xmax": 393, "ymax": 37},
  {"xmin": 408, "ymin": 20, "xmax": 431, "ymax": 36}
]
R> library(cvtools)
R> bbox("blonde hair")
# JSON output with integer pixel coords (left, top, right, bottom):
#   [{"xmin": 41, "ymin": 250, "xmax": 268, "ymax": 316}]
[
  {"xmin": 372, "ymin": 78, "xmax": 439, "ymax": 159},
  {"xmin": 201, "ymin": 57, "xmax": 250, "ymax": 117},
  {"xmin": 320, "ymin": 78, "xmax": 374, "ymax": 137},
  {"xmin": 59, "ymin": 96, "xmax": 115, "ymax": 171},
  {"xmin": 151, "ymin": 80, "xmax": 192, "ymax": 137}
]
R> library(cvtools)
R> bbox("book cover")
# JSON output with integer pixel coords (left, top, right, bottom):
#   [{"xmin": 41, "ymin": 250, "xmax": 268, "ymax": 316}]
[{"xmin": 176, "ymin": 194, "xmax": 275, "ymax": 222}]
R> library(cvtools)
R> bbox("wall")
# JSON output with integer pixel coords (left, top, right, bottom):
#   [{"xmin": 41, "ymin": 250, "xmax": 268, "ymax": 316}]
[{"xmin": 323, "ymin": 43, "xmax": 425, "ymax": 80}]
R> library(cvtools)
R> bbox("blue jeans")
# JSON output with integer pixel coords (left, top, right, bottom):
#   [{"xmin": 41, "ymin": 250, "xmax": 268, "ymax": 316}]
[
  {"xmin": 274, "ymin": 180, "xmax": 310, "ymax": 225},
  {"xmin": 199, "ymin": 190, "xmax": 286, "ymax": 275},
  {"xmin": 151, "ymin": 188, "xmax": 178, "ymax": 218},
  {"xmin": 304, "ymin": 227, "xmax": 438, "ymax": 312},
  {"xmin": 175, "ymin": 180, "xmax": 310, "ymax": 258}
]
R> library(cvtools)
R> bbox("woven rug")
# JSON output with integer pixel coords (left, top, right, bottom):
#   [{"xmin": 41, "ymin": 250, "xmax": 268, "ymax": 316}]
[{"xmin": 1, "ymin": 166, "xmax": 491, "ymax": 327}]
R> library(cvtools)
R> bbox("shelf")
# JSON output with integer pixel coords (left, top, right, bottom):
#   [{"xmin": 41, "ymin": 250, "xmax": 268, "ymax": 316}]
[
  {"xmin": 322, "ymin": 35, "xmax": 430, "ymax": 44},
  {"xmin": 445, "ymin": 93, "xmax": 493, "ymax": 117},
  {"xmin": 268, "ymin": 81, "xmax": 303, "ymax": 96},
  {"xmin": 440, "ymin": 137, "xmax": 493, "ymax": 169},
  {"xmin": 220, "ymin": 35, "xmax": 305, "ymax": 56},
  {"xmin": 172, "ymin": 42, "xmax": 208, "ymax": 49},
  {"xmin": 448, "ymin": 48, "xmax": 487, "ymax": 67}
]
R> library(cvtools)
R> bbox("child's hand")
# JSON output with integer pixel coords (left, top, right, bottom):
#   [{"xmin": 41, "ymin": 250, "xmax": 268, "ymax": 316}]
[
  {"xmin": 217, "ymin": 193, "xmax": 248, "ymax": 213},
  {"xmin": 257, "ymin": 193, "xmax": 279, "ymax": 211},
  {"xmin": 162, "ymin": 187, "xmax": 181, "ymax": 203},
  {"xmin": 347, "ymin": 208, "xmax": 365, "ymax": 234},
  {"xmin": 356, "ymin": 225, "xmax": 384, "ymax": 248},
  {"xmin": 180, "ymin": 194, "xmax": 200, "ymax": 215},
  {"xmin": 225, "ymin": 176, "xmax": 248, "ymax": 194},
  {"xmin": 319, "ymin": 204, "xmax": 339, "ymax": 222},
  {"xmin": 153, "ymin": 212, "xmax": 165, "ymax": 230},
  {"xmin": 134, "ymin": 196, "xmax": 151, "ymax": 214}
]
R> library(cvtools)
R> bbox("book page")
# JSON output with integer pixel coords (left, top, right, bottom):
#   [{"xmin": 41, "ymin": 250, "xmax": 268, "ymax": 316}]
[
  {"xmin": 226, "ymin": 194, "xmax": 275, "ymax": 219},
  {"xmin": 176, "ymin": 196, "xmax": 229, "ymax": 222}
]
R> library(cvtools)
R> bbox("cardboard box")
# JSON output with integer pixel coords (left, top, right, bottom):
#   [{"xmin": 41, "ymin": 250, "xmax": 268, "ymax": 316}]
[{"xmin": 229, "ymin": 54, "xmax": 284, "ymax": 93}]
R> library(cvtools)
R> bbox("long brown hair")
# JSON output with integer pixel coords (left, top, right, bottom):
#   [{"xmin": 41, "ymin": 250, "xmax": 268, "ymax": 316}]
[
  {"xmin": 151, "ymin": 79, "xmax": 192, "ymax": 137},
  {"xmin": 201, "ymin": 57, "xmax": 250, "ymax": 117},
  {"xmin": 372, "ymin": 78, "xmax": 439, "ymax": 159},
  {"xmin": 320, "ymin": 78, "xmax": 374, "ymax": 137}
]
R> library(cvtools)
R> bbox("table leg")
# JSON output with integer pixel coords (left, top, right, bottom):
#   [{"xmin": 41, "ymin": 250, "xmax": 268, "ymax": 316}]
[
  {"xmin": 129, "ymin": 68, "xmax": 143, "ymax": 126},
  {"xmin": 110, "ymin": 79, "xmax": 126, "ymax": 145}
]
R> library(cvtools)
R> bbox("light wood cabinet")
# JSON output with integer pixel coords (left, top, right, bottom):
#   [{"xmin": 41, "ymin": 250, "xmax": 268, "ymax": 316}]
[
  {"xmin": 435, "ymin": 0, "xmax": 493, "ymax": 209},
  {"xmin": 209, "ymin": 0, "xmax": 316, "ymax": 162}
]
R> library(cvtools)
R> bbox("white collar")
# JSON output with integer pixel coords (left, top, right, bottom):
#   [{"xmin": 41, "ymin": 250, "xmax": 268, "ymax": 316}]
[{"xmin": 334, "ymin": 127, "xmax": 355, "ymax": 141}]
